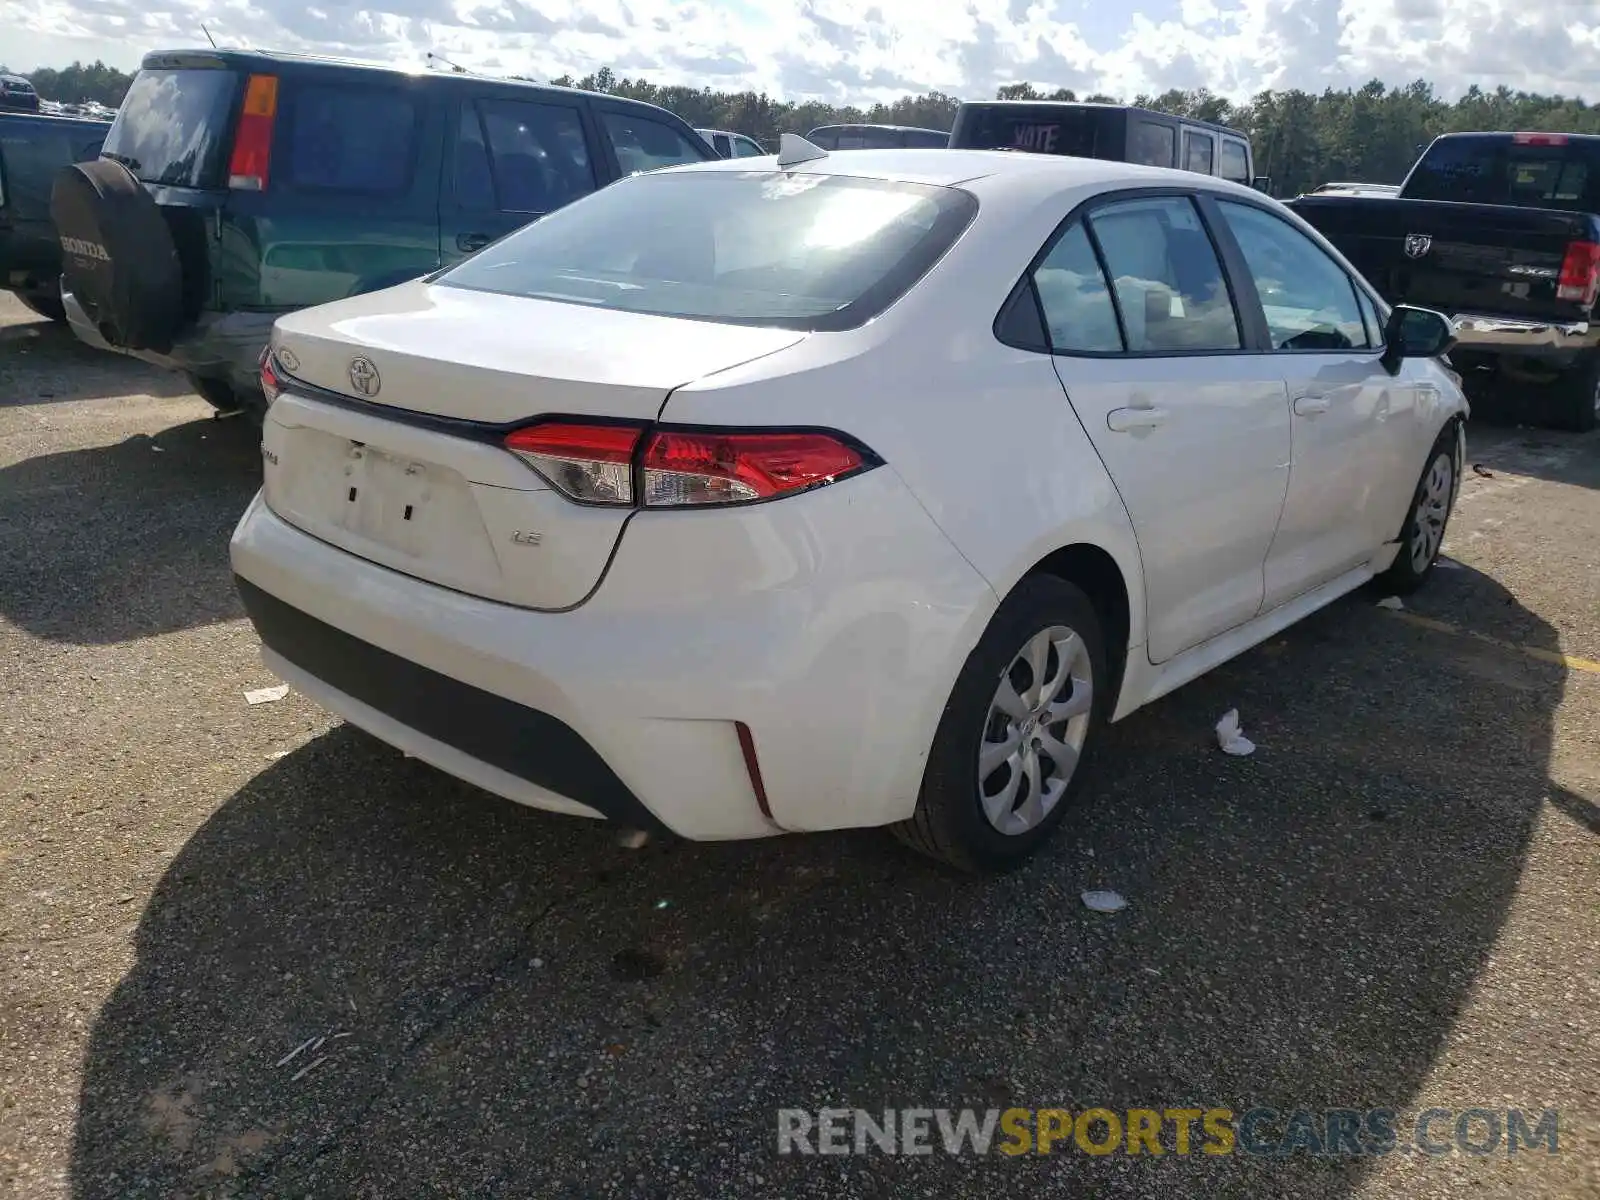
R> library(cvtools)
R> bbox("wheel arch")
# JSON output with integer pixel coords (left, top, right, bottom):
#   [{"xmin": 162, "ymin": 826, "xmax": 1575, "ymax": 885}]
[{"xmin": 1013, "ymin": 540, "xmax": 1139, "ymax": 716}]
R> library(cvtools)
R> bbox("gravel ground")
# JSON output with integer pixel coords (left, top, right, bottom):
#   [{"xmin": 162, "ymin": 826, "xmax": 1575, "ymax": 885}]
[{"xmin": 2, "ymin": 292, "xmax": 1598, "ymax": 1199}]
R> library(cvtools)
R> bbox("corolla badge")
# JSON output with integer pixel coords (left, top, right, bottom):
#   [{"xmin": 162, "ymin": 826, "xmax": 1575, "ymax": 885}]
[
  {"xmin": 349, "ymin": 356, "xmax": 381, "ymax": 397},
  {"xmin": 1404, "ymin": 234, "xmax": 1433, "ymax": 260}
]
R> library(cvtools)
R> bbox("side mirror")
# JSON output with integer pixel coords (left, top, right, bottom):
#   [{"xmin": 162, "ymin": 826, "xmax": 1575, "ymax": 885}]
[
  {"xmin": 1380, "ymin": 304, "xmax": 1455, "ymax": 375},
  {"xmin": 1251, "ymin": 175, "xmax": 1272, "ymax": 194}
]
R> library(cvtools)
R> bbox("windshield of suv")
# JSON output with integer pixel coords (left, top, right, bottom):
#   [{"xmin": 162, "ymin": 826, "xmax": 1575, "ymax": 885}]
[
  {"xmin": 103, "ymin": 68, "xmax": 238, "ymax": 188},
  {"xmin": 1405, "ymin": 136, "xmax": 1597, "ymax": 210},
  {"xmin": 438, "ymin": 170, "xmax": 977, "ymax": 330}
]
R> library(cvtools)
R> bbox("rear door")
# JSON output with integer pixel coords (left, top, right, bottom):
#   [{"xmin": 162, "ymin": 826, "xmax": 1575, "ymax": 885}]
[
  {"xmin": 441, "ymin": 93, "xmax": 599, "ymax": 266},
  {"xmin": 1031, "ymin": 193, "xmax": 1292, "ymax": 663}
]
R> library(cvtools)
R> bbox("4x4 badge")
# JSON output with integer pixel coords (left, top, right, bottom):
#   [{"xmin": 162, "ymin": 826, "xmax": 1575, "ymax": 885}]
[
  {"xmin": 1404, "ymin": 234, "xmax": 1432, "ymax": 259},
  {"xmin": 349, "ymin": 357, "xmax": 381, "ymax": 397}
]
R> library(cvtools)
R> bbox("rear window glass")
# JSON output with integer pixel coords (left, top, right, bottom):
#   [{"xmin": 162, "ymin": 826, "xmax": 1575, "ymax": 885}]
[
  {"xmin": 1406, "ymin": 137, "xmax": 1595, "ymax": 208},
  {"xmin": 103, "ymin": 68, "xmax": 238, "ymax": 188},
  {"xmin": 954, "ymin": 107, "xmax": 1099, "ymax": 157},
  {"xmin": 438, "ymin": 171, "xmax": 977, "ymax": 331},
  {"xmin": 283, "ymin": 85, "xmax": 418, "ymax": 194}
]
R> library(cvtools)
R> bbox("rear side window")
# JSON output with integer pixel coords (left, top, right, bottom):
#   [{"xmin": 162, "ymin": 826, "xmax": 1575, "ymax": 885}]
[
  {"xmin": 102, "ymin": 68, "xmax": 238, "ymax": 188},
  {"xmin": 1183, "ymin": 130, "xmax": 1215, "ymax": 175},
  {"xmin": 600, "ymin": 111, "xmax": 709, "ymax": 174},
  {"xmin": 284, "ymin": 84, "xmax": 418, "ymax": 194},
  {"xmin": 476, "ymin": 99, "xmax": 594, "ymax": 212},
  {"xmin": 1031, "ymin": 222, "xmax": 1123, "ymax": 353},
  {"xmin": 732, "ymin": 136, "xmax": 766, "ymax": 158},
  {"xmin": 439, "ymin": 171, "xmax": 977, "ymax": 331},
  {"xmin": 1220, "ymin": 139, "xmax": 1250, "ymax": 184},
  {"xmin": 1087, "ymin": 195, "xmax": 1241, "ymax": 352},
  {"xmin": 1406, "ymin": 137, "xmax": 1595, "ymax": 208},
  {"xmin": 954, "ymin": 107, "xmax": 1098, "ymax": 157},
  {"xmin": 1130, "ymin": 120, "xmax": 1175, "ymax": 167}
]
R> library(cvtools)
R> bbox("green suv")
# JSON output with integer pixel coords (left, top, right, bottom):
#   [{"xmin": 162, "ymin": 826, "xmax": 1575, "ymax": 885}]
[{"xmin": 52, "ymin": 49, "xmax": 717, "ymax": 412}]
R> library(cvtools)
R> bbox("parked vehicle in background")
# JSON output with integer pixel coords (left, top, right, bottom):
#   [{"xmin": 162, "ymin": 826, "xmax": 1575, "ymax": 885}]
[
  {"xmin": 805, "ymin": 124, "xmax": 949, "ymax": 149},
  {"xmin": 696, "ymin": 128, "xmax": 766, "ymax": 158},
  {"xmin": 1308, "ymin": 181, "xmax": 1401, "ymax": 197},
  {"xmin": 1290, "ymin": 131, "xmax": 1600, "ymax": 431},
  {"xmin": 234, "ymin": 143, "xmax": 1464, "ymax": 872},
  {"xmin": 0, "ymin": 74, "xmax": 42, "ymax": 113},
  {"xmin": 51, "ymin": 49, "xmax": 716, "ymax": 414},
  {"xmin": 0, "ymin": 110, "xmax": 111, "ymax": 320},
  {"xmin": 950, "ymin": 101, "xmax": 1267, "ymax": 191}
]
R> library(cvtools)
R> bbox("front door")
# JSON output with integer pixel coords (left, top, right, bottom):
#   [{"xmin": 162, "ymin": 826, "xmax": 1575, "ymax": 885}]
[{"xmin": 1031, "ymin": 194, "xmax": 1292, "ymax": 663}]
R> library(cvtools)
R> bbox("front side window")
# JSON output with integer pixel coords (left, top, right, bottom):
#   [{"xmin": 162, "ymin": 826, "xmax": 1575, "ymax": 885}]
[
  {"xmin": 600, "ymin": 111, "xmax": 710, "ymax": 175},
  {"xmin": 1216, "ymin": 200, "xmax": 1369, "ymax": 351},
  {"xmin": 284, "ymin": 85, "xmax": 418, "ymax": 194},
  {"xmin": 1220, "ymin": 139, "xmax": 1250, "ymax": 184},
  {"xmin": 439, "ymin": 170, "xmax": 977, "ymax": 331},
  {"xmin": 1356, "ymin": 287, "xmax": 1385, "ymax": 346},
  {"xmin": 1130, "ymin": 120, "xmax": 1175, "ymax": 168},
  {"xmin": 1086, "ymin": 195, "xmax": 1241, "ymax": 352},
  {"xmin": 1182, "ymin": 130, "xmax": 1215, "ymax": 175},
  {"xmin": 1030, "ymin": 222, "xmax": 1123, "ymax": 353}
]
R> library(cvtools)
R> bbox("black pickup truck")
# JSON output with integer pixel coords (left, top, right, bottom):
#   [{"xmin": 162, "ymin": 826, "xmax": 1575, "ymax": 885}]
[
  {"xmin": 0, "ymin": 110, "xmax": 111, "ymax": 319},
  {"xmin": 1289, "ymin": 131, "xmax": 1600, "ymax": 431}
]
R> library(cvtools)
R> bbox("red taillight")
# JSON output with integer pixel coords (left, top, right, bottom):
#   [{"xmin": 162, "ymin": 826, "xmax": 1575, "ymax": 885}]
[
  {"xmin": 504, "ymin": 422, "xmax": 641, "ymax": 505},
  {"xmin": 1513, "ymin": 132, "xmax": 1568, "ymax": 146},
  {"xmin": 228, "ymin": 74, "xmax": 278, "ymax": 191},
  {"xmin": 1557, "ymin": 240, "xmax": 1600, "ymax": 305},
  {"xmin": 259, "ymin": 346, "xmax": 285, "ymax": 404},
  {"xmin": 502, "ymin": 421, "xmax": 874, "ymax": 507},
  {"xmin": 640, "ymin": 429, "xmax": 865, "ymax": 506}
]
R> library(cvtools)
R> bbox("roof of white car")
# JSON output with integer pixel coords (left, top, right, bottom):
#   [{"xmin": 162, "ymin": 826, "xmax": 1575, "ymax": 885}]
[{"xmin": 677, "ymin": 147, "xmax": 1209, "ymax": 191}]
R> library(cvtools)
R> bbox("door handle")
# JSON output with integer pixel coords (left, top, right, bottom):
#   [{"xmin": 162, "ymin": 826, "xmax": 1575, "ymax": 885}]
[
  {"xmin": 1293, "ymin": 393, "xmax": 1331, "ymax": 416},
  {"xmin": 1106, "ymin": 406, "xmax": 1170, "ymax": 433},
  {"xmin": 457, "ymin": 232, "xmax": 493, "ymax": 252}
]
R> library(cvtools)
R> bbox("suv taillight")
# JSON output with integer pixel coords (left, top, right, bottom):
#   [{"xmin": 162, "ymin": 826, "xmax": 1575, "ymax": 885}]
[
  {"xmin": 1557, "ymin": 240, "xmax": 1600, "ymax": 306},
  {"xmin": 503, "ymin": 421, "xmax": 875, "ymax": 508},
  {"xmin": 228, "ymin": 74, "xmax": 279, "ymax": 191}
]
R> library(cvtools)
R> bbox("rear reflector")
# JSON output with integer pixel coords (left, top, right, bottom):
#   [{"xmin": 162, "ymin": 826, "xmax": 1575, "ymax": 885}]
[
  {"xmin": 503, "ymin": 421, "xmax": 875, "ymax": 508},
  {"xmin": 228, "ymin": 74, "xmax": 279, "ymax": 191},
  {"xmin": 1513, "ymin": 132, "xmax": 1568, "ymax": 146},
  {"xmin": 1557, "ymin": 240, "xmax": 1600, "ymax": 305},
  {"xmin": 641, "ymin": 429, "xmax": 865, "ymax": 506},
  {"xmin": 504, "ymin": 422, "xmax": 640, "ymax": 505}
]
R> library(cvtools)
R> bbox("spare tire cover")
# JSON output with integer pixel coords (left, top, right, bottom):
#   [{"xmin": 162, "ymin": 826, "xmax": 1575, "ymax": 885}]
[{"xmin": 50, "ymin": 158, "xmax": 185, "ymax": 352}]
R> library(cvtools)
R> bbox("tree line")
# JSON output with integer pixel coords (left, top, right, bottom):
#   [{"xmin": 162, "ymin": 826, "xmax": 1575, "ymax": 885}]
[{"xmin": 16, "ymin": 58, "xmax": 1600, "ymax": 197}]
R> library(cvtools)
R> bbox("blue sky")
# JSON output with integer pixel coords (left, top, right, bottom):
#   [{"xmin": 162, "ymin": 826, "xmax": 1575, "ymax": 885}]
[{"xmin": 3, "ymin": 0, "xmax": 1599, "ymax": 105}]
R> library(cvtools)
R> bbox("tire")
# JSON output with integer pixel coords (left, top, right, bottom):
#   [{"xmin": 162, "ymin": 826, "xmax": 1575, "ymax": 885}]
[
  {"xmin": 893, "ymin": 575, "xmax": 1109, "ymax": 873},
  {"xmin": 50, "ymin": 158, "xmax": 185, "ymax": 352},
  {"xmin": 1377, "ymin": 423, "xmax": 1459, "ymax": 595},
  {"xmin": 1547, "ymin": 354, "xmax": 1600, "ymax": 433},
  {"xmin": 17, "ymin": 291, "xmax": 66, "ymax": 323}
]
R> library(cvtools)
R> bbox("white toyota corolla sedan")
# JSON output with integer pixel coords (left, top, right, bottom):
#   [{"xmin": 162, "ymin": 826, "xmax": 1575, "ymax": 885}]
[{"xmin": 232, "ymin": 138, "xmax": 1466, "ymax": 871}]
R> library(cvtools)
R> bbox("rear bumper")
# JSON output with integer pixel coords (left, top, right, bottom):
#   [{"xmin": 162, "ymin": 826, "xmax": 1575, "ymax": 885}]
[
  {"xmin": 62, "ymin": 287, "xmax": 279, "ymax": 392},
  {"xmin": 1450, "ymin": 312, "xmax": 1600, "ymax": 357},
  {"xmin": 229, "ymin": 469, "xmax": 998, "ymax": 840}
]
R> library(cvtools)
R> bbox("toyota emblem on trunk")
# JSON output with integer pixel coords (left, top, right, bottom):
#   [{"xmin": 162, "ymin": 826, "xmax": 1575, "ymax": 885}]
[
  {"xmin": 1404, "ymin": 234, "xmax": 1432, "ymax": 260},
  {"xmin": 349, "ymin": 357, "xmax": 381, "ymax": 397}
]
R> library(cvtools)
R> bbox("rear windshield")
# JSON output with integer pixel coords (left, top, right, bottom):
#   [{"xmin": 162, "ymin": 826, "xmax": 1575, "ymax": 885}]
[
  {"xmin": 438, "ymin": 170, "xmax": 978, "ymax": 331},
  {"xmin": 1405, "ymin": 137, "xmax": 1597, "ymax": 209},
  {"xmin": 953, "ymin": 106, "xmax": 1102, "ymax": 157},
  {"xmin": 103, "ymin": 68, "xmax": 238, "ymax": 188}
]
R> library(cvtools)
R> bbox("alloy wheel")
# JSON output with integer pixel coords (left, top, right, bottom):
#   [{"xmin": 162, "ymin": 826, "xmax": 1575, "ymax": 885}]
[{"xmin": 978, "ymin": 625, "xmax": 1094, "ymax": 835}]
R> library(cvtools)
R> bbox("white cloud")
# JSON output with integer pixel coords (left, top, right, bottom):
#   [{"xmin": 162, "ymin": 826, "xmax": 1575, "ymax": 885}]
[{"xmin": 2, "ymin": 0, "xmax": 1599, "ymax": 104}]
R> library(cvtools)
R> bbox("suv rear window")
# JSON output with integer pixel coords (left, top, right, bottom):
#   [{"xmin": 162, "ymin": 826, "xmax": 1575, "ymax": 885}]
[
  {"xmin": 438, "ymin": 171, "xmax": 977, "ymax": 331},
  {"xmin": 103, "ymin": 68, "xmax": 238, "ymax": 188},
  {"xmin": 952, "ymin": 106, "xmax": 1100, "ymax": 157},
  {"xmin": 1406, "ymin": 136, "xmax": 1596, "ymax": 209}
]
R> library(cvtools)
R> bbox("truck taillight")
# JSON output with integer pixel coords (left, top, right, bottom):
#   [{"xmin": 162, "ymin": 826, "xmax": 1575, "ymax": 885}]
[
  {"xmin": 1557, "ymin": 240, "xmax": 1600, "ymax": 306},
  {"xmin": 228, "ymin": 74, "xmax": 278, "ymax": 191},
  {"xmin": 503, "ymin": 421, "xmax": 877, "ymax": 508}
]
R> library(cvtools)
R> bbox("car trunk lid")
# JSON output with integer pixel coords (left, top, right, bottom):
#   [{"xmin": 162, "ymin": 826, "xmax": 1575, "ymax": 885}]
[{"xmin": 263, "ymin": 280, "xmax": 806, "ymax": 609}]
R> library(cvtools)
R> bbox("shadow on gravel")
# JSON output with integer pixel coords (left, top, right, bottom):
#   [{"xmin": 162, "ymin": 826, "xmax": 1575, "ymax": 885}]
[
  {"xmin": 0, "ymin": 417, "xmax": 259, "ymax": 644},
  {"xmin": 1464, "ymin": 401, "xmax": 1600, "ymax": 491},
  {"xmin": 70, "ymin": 568, "xmax": 1576, "ymax": 1199},
  {"xmin": 0, "ymin": 317, "xmax": 192, "ymax": 405}
]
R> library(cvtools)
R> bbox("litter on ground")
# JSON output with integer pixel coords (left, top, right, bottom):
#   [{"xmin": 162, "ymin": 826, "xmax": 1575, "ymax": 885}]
[
  {"xmin": 1215, "ymin": 709, "xmax": 1256, "ymax": 757},
  {"xmin": 245, "ymin": 684, "xmax": 289, "ymax": 705},
  {"xmin": 1081, "ymin": 890, "xmax": 1128, "ymax": 914},
  {"xmin": 1376, "ymin": 596, "xmax": 1405, "ymax": 610}
]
